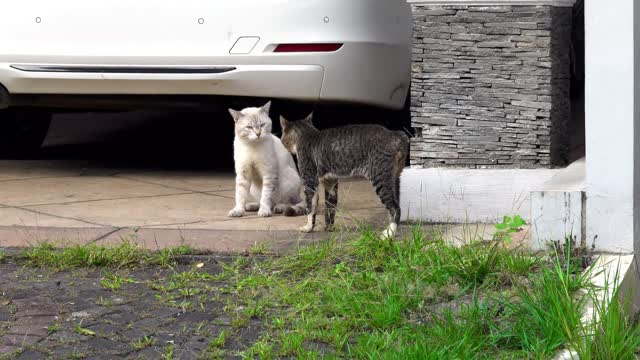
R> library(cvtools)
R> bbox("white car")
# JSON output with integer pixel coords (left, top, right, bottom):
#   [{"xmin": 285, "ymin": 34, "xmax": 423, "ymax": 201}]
[{"xmin": 0, "ymin": 0, "xmax": 412, "ymax": 155}]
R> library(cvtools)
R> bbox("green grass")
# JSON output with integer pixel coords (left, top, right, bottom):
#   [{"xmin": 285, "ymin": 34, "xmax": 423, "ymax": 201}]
[
  {"xmin": 18, "ymin": 240, "xmax": 193, "ymax": 270},
  {"xmin": 149, "ymin": 266, "xmax": 217, "ymax": 311},
  {"xmin": 162, "ymin": 344, "xmax": 175, "ymax": 360},
  {"xmin": 96, "ymin": 296, "xmax": 114, "ymax": 307},
  {"xmin": 70, "ymin": 351, "xmax": 87, "ymax": 359},
  {"xmin": 211, "ymin": 226, "xmax": 597, "ymax": 359},
  {"xmin": 131, "ymin": 335, "xmax": 156, "ymax": 351},
  {"xmin": 47, "ymin": 323, "xmax": 61, "ymax": 335},
  {"xmin": 502, "ymin": 248, "xmax": 592, "ymax": 357},
  {"xmin": 73, "ymin": 322, "xmax": 96, "ymax": 337},
  {"xmin": 209, "ymin": 330, "xmax": 228, "ymax": 349},
  {"xmin": 12, "ymin": 226, "xmax": 640, "ymax": 359},
  {"xmin": 570, "ymin": 266, "xmax": 640, "ymax": 360},
  {"xmin": 100, "ymin": 271, "xmax": 135, "ymax": 291}
]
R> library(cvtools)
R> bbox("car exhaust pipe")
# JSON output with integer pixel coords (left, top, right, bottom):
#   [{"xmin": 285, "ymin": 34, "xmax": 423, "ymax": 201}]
[{"xmin": 0, "ymin": 84, "xmax": 9, "ymax": 109}]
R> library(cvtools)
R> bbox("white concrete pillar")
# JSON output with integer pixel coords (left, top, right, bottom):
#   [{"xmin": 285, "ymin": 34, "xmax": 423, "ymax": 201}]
[
  {"xmin": 635, "ymin": 0, "xmax": 640, "ymax": 254},
  {"xmin": 585, "ymin": 0, "xmax": 635, "ymax": 252}
]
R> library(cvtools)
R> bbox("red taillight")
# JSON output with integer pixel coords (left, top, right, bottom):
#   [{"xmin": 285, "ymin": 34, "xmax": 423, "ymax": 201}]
[{"xmin": 273, "ymin": 43, "xmax": 343, "ymax": 53}]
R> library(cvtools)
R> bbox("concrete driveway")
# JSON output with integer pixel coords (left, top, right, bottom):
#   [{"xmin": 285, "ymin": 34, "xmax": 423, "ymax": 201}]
[
  {"xmin": 0, "ymin": 111, "xmax": 389, "ymax": 252},
  {"xmin": 0, "ymin": 159, "xmax": 387, "ymax": 252},
  {"xmin": 0, "ymin": 110, "xmax": 512, "ymax": 253}
]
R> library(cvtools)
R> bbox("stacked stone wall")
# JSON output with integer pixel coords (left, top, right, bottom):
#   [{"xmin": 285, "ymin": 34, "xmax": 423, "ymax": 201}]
[{"xmin": 410, "ymin": 5, "xmax": 572, "ymax": 168}]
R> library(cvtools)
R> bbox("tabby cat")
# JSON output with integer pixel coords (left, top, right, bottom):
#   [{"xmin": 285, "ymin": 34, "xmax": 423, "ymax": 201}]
[{"xmin": 280, "ymin": 114, "xmax": 409, "ymax": 238}]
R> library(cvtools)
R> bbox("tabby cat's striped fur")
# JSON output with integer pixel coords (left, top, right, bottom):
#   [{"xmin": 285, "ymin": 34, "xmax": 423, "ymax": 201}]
[{"xmin": 280, "ymin": 114, "xmax": 409, "ymax": 238}]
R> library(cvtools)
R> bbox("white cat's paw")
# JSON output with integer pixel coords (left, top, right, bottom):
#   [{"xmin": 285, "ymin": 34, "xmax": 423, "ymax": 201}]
[
  {"xmin": 299, "ymin": 224, "xmax": 314, "ymax": 233},
  {"xmin": 381, "ymin": 223, "xmax": 398, "ymax": 240},
  {"xmin": 258, "ymin": 207, "xmax": 273, "ymax": 217},
  {"xmin": 228, "ymin": 208, "xmax": 245, "ymax": 218}
]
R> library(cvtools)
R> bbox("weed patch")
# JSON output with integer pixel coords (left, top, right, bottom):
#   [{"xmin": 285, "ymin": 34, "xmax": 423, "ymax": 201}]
[
  {"xmin": 131, "ymin": 335, "xmax": 156, "ymax": 351},
  {"xmin": 18, "ymin": 241, "xmax": 193, "ymax": 270},
  {"xmin": 12, "ymin": 226, "xmax": 638, "ymax": 359},
  {"xmin": 100, "ymin": 271, "xmax": 135, "ymax": 291},
  {"xmin": 209, "ymin": 227, "xmax": 595, "ymax": 358}
]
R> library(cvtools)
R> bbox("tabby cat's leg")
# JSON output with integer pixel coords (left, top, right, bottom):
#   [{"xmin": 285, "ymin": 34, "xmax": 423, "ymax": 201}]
[
  {"xmin": 273, "ymin": 204, "xmax": 287, "ymax": 214},
  {"xmin": 300, "ymin": 178, "xmax": 319, "ymax": 233},
  {"xmin": 371, "ymin": 171, "xmax": 400, "ymax": 239},
  {"xmin": 322, "ymin": 179, "xmax": 339, "ymax": 231}
]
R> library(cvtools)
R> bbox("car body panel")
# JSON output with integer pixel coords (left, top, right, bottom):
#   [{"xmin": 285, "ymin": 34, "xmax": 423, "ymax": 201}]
[
  {"xmin": 0, "ymin": 0, "xmax": 412, "ymax": 109},
  {"xmin": 0, "ymin": 64, "xmax": 325, "ymax": 100}
]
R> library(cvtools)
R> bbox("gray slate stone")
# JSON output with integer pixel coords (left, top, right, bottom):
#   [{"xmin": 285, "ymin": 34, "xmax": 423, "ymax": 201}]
[{"xmin": 410, "ymin": 4, "xmax": 572, "ymax": 169}]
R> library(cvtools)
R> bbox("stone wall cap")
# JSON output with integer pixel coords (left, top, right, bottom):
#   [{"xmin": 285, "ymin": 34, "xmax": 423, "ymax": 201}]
[{"xmin": 408, "ymin": 0, "xmax": 576, "ymax": 7}]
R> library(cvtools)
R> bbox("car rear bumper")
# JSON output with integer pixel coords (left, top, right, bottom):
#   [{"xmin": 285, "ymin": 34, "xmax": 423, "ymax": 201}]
[
  {"xmin": 0, "ymin": 0, "xmax": 411, "ymax": 109},
  {"xmin": 0, "ymin": 63, "xmax": 325, "ymax": 101},
  {"xmin": 0, "ymin": 43, "xmax": 410, "ymax": 109}
]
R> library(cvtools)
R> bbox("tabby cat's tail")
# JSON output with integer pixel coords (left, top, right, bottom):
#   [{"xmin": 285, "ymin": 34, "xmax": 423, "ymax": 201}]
[{"xmin": 283, "ymin": 201, "xmax": 309, "ymax": 217}]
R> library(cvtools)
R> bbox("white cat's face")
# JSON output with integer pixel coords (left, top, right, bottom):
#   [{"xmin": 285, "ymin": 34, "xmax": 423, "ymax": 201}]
[{"xmin": 229, "ymin": 101, "xmax": 273, "ymax": 143}]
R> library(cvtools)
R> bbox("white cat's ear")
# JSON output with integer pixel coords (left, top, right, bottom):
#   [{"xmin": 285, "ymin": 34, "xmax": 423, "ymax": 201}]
[
  {"xmin": 261, "ymin": 101, "xmax": 272, "ymax": 115},
  {"xmin": 228, "ymin": 108, "xmax": 241, "ymax": 122},
  {"xmin": 280, "ymin": 116, "xmax": 289, "ymax": 130}
]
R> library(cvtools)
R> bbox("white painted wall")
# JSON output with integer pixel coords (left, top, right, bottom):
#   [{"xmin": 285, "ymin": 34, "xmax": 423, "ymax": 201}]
[
  {"xmin": 634, "ymin": 0, "xmax": 640, "ymax": 254},
  {"xmin": 585, "ymin": 0, "xmax": 635, "ymax": 253},
  {"xmin": 400, "ymin": 168, "xmax": 558, "ymax": 223},
  {"xmin": 530, "ymin": 191, "xmax": 583, "ymax": 250}
]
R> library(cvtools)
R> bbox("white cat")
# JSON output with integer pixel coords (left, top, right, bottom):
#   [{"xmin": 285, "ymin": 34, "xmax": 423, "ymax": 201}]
[{"xmin": 227, "ymin": 101, "xmax": 307, "ymax": 218}]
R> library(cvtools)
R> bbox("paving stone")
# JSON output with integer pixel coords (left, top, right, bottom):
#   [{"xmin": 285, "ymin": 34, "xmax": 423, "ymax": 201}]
[
  {"xmin": 128, "ymin": 301, "xmax": 157, "ymax": 315},
  {"xmin": 173, "ymin": 311, "xmax": 216, "ymax": 324},
  {"xmin": 72, "ymin": 306, "xmax": 115, "ymax": 319},
  {"xmin": 47, "ymin": 330, "xmax": 86, "ymax": 344},
  {"xmin": 16, "ymin": 307, "xmax": 57, "ymax": 317},
  {"xmin": 6, "ymin": 325, "xmax": 48, "ymax": 338},
  {"xmin": 172, "ymin": 349, "xmax": 199, "ymax": 360},
  {"xmin": 85, "ymin": 354, "xmax": 125, "ymax": 360},
  {"xmin": 14, "ymin": 349, "xmax": 47, "ymax": 360},
  {"xmin": 15, "ymin": 315, "xmax": 56, "ymax": 327},
  {"xmin": 147, "ymin": 307, "xmax": 181, "ymax": 319},
  {"xmin": 84, "ymin": 337, "xmax": 129, "ymax": 355},
  {"xmin": 50, "ymin": 345, "xmax": 91, "ymax": 359},
  {"xmin": 99, "ymin": 307, "xmax": 139, "ymax": 324},
  {"xmin": 0, "ymin": 345, "xmax": 18, "ymax": 356},
  {"xmin": 0, "ymin": 308, "xmax": 12, "ymax": 322},
  {"xmin": 129, "ymin": 347, "xmax": 164, "ymax": 360},
  {"xmin": 4, "ymin": 289, "xmax": 39, "ymax": 300},
  {"xmin": 133, "ymin": 317, "xmax": 172, "ymax": 329},
  {"xmin": 85, "ymin": 322, "xmax": 120, "ymax": 337},
  {"xmin": 1, "ymin": 333, "xmax": 42, "ymax": 347},
  {"xmin": 153, "ymin": 332, "xmax": 176, "ymax": 345},
  {"xmin": 0, "ymin": 262, "xmax": 258, "ymax": 359},
  {"xmin": 119, "ymin": 327, "xmax": 148, "ymax": 341}
]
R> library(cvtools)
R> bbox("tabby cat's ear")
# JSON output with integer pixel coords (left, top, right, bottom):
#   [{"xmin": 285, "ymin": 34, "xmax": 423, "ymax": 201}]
[
  {"xmin": 304, "ymin": 112, "xmax": 314, "ymax": 124},
  {"xmin": 228, "ymin": 108, "xmax": 241, "ymax": 122},
  {"xmin": 280, "ymin": 116, "xmax": 289, "ymax": 130},
  {"xmin": 261, "ymin": 101, "xmax": 272, "ymax": 115}
]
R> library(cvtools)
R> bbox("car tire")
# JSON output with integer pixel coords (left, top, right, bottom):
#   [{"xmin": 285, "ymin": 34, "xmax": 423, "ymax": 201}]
[{"xmin": 0, "ymin": 108, "xmax": 51, "ymax": 158}]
